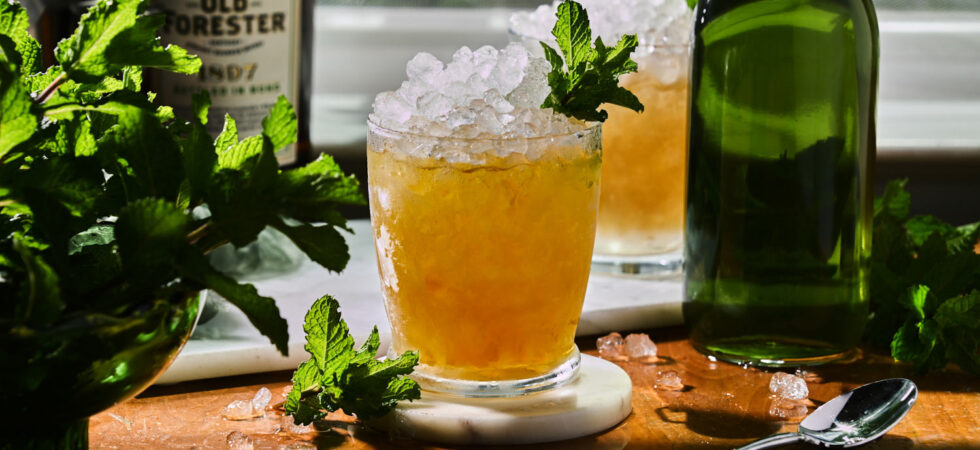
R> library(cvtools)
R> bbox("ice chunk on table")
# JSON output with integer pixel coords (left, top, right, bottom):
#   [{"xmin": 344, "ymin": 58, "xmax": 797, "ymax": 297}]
[
  {"xmin": 597, "ymin": 332, "xmax": 628, "ymax": 361},
  {"xmin": 221, "ymin": 400, "xmax": 256, "ymax": 421},
  {"xmin": 654, "ymin": 370, "xmax": 684, "ymax": 391},
  {"xmin": 624, "ymin": 333, "xmax": 658, "ymax": 363},
  {"xmin": 769, "ymin": 372, "xmax": 809, "ymax": 400},
  {"xmin": 226, "ymin": 431, "xmax": 254, "ymax": 450},
  {"xmin": 251, "ymin": 387, "xmax": 272, "ymax": 412}
]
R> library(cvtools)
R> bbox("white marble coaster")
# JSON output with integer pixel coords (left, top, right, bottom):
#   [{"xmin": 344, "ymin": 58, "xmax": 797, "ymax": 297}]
[{"xmin": 369, "ymin": 354, "xmax": 632, "ymax": 446}]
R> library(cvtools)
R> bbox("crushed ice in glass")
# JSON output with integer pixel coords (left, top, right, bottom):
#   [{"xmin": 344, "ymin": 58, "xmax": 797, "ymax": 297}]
[
  {"xmin": 251, "ymin": 387, "xmax": 272, "ymax": 413},
  {"xmin": 510, "ymin": 0, "xmax": 694, "ymax": 52},
  {"xmin": 370, "ymin": 43, "xmax": 581, "ymax": 141},
  {"xmin": 221, "ymin": 400, "xmax": 256, "ymax": 421},
  {"xmin": 226, "ymin": 431, "xmax": 254, "ymax": 450},
  {"xmin": 624, "ymin": 333, "xmax": 658, "ymax": 362},
  {"xmin": 769, "ymin": 372, "xmax": 809, "ymax": 400},
  {"xmin": 597, "ymin": 332, "xmax": 628, "ymax": 361},
  {"xmin": 654, "ymin": 370, "xmax": 684, "ymax": 391}
]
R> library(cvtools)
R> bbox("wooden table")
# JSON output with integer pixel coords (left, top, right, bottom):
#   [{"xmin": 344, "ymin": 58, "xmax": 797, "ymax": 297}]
[{"xmin": 90, "ymin": 328, "xmax": 979, "ymax": 449}]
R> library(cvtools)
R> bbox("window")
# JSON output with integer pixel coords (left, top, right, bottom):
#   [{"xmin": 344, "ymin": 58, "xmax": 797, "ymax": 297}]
[{"xmin": 311, "ymin": 0, "xmax": 980, "ymax": 156}]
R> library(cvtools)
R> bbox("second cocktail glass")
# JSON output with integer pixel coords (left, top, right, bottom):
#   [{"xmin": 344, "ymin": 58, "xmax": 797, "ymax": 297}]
[
  {"xmin": 593, "ymin": 43, "xmax": 689, "ymax": 274},
  {"xmin": 511, "ymin": 0, "xmax": 694, "ymax": 276}
]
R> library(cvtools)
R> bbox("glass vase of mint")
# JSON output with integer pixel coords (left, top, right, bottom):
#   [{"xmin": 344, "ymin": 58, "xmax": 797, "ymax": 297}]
[{"xmin": 0, "ymin": 1, "xmax": 363, "ymax": 447}]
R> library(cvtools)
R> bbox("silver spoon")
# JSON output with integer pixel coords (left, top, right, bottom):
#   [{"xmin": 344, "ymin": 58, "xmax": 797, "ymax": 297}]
[{"xmin": 738, "ymin": 378, "xmax": 918, "ymax": 449}]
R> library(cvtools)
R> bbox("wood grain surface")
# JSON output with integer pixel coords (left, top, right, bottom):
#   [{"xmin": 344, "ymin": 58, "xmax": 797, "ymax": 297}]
[{"xmin": 90, "ymin": 327, "xmax": 979, "ymax": 449}]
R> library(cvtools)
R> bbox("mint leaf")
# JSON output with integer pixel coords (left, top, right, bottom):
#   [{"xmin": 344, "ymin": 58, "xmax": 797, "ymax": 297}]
[
  {"xmin": 541, "ymin": 0, "xmax": 643, "ymax": 122},
  {"xmin": 0, "ymin": 47, "xmax": 37, "ymax": 158},
  {"xmin": 207, "ymin": 135, "xmax": 279, "ymax": 246},
  {"xmin": 56, "ymin": 0, "xmax": 199, "ymax": 83},
  {"xmin": 215, "ymin": 114, "xmax": 239, "ymax": 154},
  {"xmin": 262, "ymin": 95, "xmax": 298, "ymax": 152},
  {"xmin": 177, "ymin": 252, "xmax": 290, "ymax": 355},
  {"xmin": 552, "ymin": 0, "xmax": 592, "ymax": 84},
  {"xmin": 115, "ymin": 198, "xmax": 189, "ymax": 268},
  {"xmin": 104, "ymin": 14, "xmax": 201, "ymax": 76},
  {"xmin": 272, "ymin": 221, "xmax": 351, "ymax": 273},
  {"xmin": 874, "ymin": 179, "xmax": 910, "ymax": 221},
  {"xmin": 68, "ymin": 225, "xmax": 115, "ymax": 255},
  {"xmin": 285, "ymin": 295, "xmax": 420, "ymax": 424},
  {"xmin": 905, "ymin": 215, "xmax": 953, "ymax": 247},
  {"xmin": 687, "ymin": 0, "xmax": 698, "ymax": 9},
  {"xmin": 0, "ymin": 2, "xmax": 41, "ymax": 76},
  {"xmin": 181, "ymin": 92, "xmax": 217, "ymax": 203},
  {"xmin": 934, "ymin": 290, "xmax": 980, "ymax": 331},
  {"xmin": 909, "ymin": 285, "xmax": 930, "ymax": 320},
  {"xmin": 276, "ymin": 155, "xmax": 365, "ymax": 207},
  {"xmin": 12, "ymin": 235, "xmax": 62, "ymax": 326}
]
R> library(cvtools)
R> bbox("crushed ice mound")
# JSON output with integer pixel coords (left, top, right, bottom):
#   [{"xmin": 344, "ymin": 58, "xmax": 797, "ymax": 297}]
[
  {"xmin": 369, "ymin": 43, "xmax": 583, "ymax": 141},
  {"xmin": 510, "ymin": 0, "xmax": 694, "ymax": 52}
]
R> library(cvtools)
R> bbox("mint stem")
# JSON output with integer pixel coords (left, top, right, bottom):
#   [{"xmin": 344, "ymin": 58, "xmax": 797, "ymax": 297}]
[{"xmin": 35, "ymin": 72, "xmax": 68, "ymax": 105}]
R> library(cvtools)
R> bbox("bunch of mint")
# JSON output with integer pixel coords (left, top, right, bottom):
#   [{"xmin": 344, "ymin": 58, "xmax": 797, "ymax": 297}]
[
  {"xmin": 284, "ymin": 295, "xmax": 420, "ymax": 423},
  {"xmin": 540, "ymin": 0, "xmax": 644, "ymax": 122},
  {"xmin": 0, "ymin": 0, "xmax": 363, "ymax": 356},
  {"xmin": 870, "ymin": 180, "xmax": 980, "ymax": 375}
]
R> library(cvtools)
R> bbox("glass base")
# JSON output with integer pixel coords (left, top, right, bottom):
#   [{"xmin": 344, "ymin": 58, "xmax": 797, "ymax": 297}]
[
  {"xmin": 693, "ymin": 337, "xmax": 861, "ymax": 367},
  {"xmin": 410, "ymin": 348, "xmax": 582, "ymax": 398},
  {"xmin": 592, "ymin": 253, "xmax": 683, "ymax": 279}
]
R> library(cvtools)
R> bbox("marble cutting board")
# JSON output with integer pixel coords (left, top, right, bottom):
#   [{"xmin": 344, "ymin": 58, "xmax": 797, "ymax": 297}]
[{"xmin": 157, "ymin": 220, "xmax": 683, "ymax": 384}]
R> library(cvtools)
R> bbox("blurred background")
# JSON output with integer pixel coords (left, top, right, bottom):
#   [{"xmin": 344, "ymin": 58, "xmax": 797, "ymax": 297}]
[{"xmin": 309, "ymin": 0, "xmax": 980, "ymax": 224}]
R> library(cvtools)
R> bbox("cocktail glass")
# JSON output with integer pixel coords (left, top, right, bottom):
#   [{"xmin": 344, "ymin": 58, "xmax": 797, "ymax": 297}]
[
  {"xmin": 511, "ymin": 22, "xmax": 692, "ymax": 277},
  {"xmin": 367, "ymin": 121, "xmax": 602, "ymax": 397},
  {"xmin": 591, "ymin": 43, "xmax": 690, "ymax": 276}
]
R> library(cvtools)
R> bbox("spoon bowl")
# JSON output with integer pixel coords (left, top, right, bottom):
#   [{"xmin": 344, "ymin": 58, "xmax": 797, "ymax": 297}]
[{"xmin": 739, "ymin": 378, "xmax": 918, "ymax": 449}]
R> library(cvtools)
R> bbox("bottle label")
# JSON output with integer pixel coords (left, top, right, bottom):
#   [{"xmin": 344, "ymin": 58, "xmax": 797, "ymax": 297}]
[{"xmin": 153, "ymin": 0, "xmax": 302, "ymax": 165}]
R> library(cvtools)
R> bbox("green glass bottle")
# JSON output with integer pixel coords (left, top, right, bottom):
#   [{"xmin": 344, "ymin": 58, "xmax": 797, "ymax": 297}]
[{"xmin": 684, "ymin": 0, "xmax": 878, "ymax": 365}]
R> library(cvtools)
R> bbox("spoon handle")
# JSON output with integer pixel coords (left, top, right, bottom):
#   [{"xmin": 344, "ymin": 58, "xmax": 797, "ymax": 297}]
[{"xmin": 736, "ymin": 432, "xmax": 804, "ymax": 450}]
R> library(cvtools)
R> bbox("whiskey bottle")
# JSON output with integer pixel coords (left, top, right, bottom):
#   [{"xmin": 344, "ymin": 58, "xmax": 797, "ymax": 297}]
[{"xmin": 150, "ymin": 0, "xmax": 314, "ymax": 166}]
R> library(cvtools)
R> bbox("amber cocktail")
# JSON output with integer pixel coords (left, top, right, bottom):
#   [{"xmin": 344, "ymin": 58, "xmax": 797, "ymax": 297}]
[
  {"xmin": 593, "ymin": 45, "xmax": 690, "ymax": 274},
  {"xmin": 367, "ymin": 122, "xmax": 601, "ymax": 396}
]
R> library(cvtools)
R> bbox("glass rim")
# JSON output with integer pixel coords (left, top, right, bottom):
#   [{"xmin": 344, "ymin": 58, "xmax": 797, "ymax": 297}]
[{"xmin": 366, "ymin": 117, "xmax": 602, "ymax": 143}]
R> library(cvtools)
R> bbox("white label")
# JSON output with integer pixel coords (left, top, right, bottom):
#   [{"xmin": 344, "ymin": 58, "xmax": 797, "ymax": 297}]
[{"xmin": 153, "ymin": 0, "xmax": 302, "ymax": 165}]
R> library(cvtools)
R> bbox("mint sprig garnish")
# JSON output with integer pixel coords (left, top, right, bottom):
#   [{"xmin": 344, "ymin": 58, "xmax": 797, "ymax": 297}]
[
  {"xmin": 0, "ymin": 0, "xmax": 366, "ymax": 356},
  {"xmin": 541, "ymin": 0, "xmax": 644, "ymax": 122},
  {"xmin": 870, "ymin": 180, "xmax": 980, "ymax": 375},
  {"xmin": 285, "ymin": 295, "xmax": 421, "ymax": 423}
]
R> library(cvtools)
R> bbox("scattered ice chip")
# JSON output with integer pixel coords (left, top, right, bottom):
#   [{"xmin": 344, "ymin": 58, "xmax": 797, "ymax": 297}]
[
  {"xmin": 654, "ymin": 370, "xmax": 684, "ymax": 391},
  {"xmin": 279, "ymin": 414, "xmax": 314, "ymax": 435},
  {"xmin": 252, "ymin": 387, "xmax": 272, "ymax": 413},
  {"xmin": 769, "ymin": 372, "xmax": 809, "ymax": 400},
  {"xmin": 624, "ymin": 333, "xmax": 658, "ymax": 362},
  {"xmin": 221, "ymin": 400, "xmax": 256, "ymax": 421},
  {"xmin": 769, "ymin": 398, "xmax": 809, "ymax": 421},
  {"xmin": 597, "ymin": 332, "xmax": 627, "ymax": 361},
  {"xmin": 226, "ymin": 431, "xmax": 254, "ymax": 450}
]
